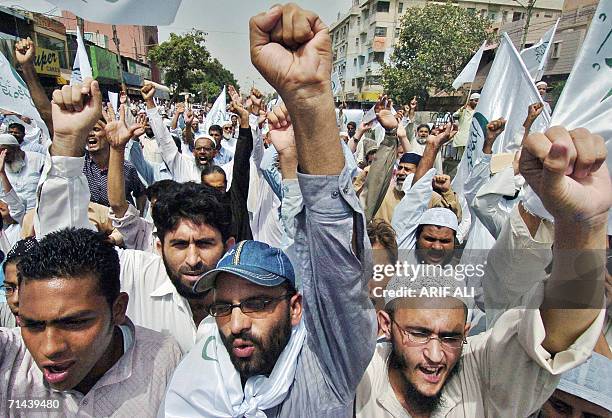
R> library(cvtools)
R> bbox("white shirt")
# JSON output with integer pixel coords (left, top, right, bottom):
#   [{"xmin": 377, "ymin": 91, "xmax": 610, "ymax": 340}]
[
  {"xmin": 3, "ymin": 151, "xmax": 44, "ymax": 211},
  {"xmin": 33, "ymin": 151, "xmax": 207, "ymax": 353}
]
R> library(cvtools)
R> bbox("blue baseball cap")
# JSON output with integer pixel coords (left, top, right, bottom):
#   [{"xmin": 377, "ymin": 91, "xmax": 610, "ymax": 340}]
[{"xmin": 193, "ymin": 240, "xmax": 295, "ymax": 293}]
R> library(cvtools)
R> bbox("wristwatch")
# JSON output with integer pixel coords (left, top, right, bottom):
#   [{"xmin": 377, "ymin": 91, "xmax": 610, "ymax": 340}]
[{"xmin": 385, "ymin": 127, "xmax": 398, "ymax": 136}]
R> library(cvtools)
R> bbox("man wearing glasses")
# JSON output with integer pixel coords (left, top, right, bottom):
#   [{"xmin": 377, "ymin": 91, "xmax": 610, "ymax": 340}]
[{"xmin": 356, "ymin": 121, "xmax": 610, "ymax": 415}]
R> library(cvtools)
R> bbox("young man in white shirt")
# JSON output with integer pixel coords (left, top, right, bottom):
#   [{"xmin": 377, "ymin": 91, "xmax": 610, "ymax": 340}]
[{"xmin": 0, "ymin": 228, "xmax": 181, "ymax": 416}]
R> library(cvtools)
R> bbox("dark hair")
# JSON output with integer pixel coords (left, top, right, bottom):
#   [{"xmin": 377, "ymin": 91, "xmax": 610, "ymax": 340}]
[
  {"xmin": 153, "ymin": 181, "xmax": 232, "ymax": 242},
  {"xmin": 209, "ymin": 125, "xmax": 222, "ymax": 135},
  {"xmin": 200, "ymin": 164, "xmax": 227, "ymax": 180},
  {"xmin": 17, "ymin": 228, "xmax": 120, "ymax": 308},
  {"xmin": 416, "ymin": 124, "xmax": 430, "ymax": 133},
  {"xmin": 367, "ymin": 219, "xmax": 398, "ymax": 263},
  {"xmin": 3, "ymin": 237, "xmax": 38, "ymax": 273},
  {"xmin": 145, "ymin": 179, "xmax": 181, "ymax": 202},
  {"xmin": 347, "ymin": 121, "xmax": 357, "ymax": 129},
  {"xmin": 8, "ymin": 123, "xmax": 25, "ymax": 134}
]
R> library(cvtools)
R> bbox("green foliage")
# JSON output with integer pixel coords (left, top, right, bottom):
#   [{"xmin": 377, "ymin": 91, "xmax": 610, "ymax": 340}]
[
  {"xmin": 148, "ymin": 30, "xmax": 238, "ymax": 99},
  {"xmin": 383, "ymin": 2, "xmax": 492, "ymax": 104}
]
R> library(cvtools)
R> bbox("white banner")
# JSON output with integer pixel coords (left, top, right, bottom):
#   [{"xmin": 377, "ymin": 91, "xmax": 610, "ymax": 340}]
[
  {"xmin": 0, "ymin": 51, "xmax": 50, "ymax": 139},
  {"xmin": 331, "ymin": 72, "xmax": 342, "ymax": 96},
  {"xmin": 335, "ymin": 109, "xmax": 364, "ymax": 129},
  {"xmin": 70, "ymin": 26, "xmax": 92, "ymax": 85},
  {"xmin": 452, "ymin": 41, "xmax": 487, "ymax": 90},
  {"xmin": 453, "ymin": 33, "xmax": 550, "ymax": 196},
  {"xmin": 520, "ymin": 19, "xmax": 559, "ymax": 82},
  {"xmin": 107, "ymin": 91, "xmax": 119, "ymax": 116},
  {"xmin": 550, "ymin": 1, "xmax": 612, "ymax": 231},
  {"xmin": 204, "ymin": 86, "xmax": 226, "ymax": 131},
  {"xmin": 47, "ymin": 0, "xmax": 182, "ymax": 25}
]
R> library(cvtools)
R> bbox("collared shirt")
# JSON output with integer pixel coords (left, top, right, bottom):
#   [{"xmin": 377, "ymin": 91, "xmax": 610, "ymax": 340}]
[
  {"xmin": 214, "ymin": 141, "xmax": 235, "ymax": 166},
  {"xmin": 140, "ymin": 134, "xmax": 163, "ymax": 164},
  {"xmin": 356, "ymin": 286, "xmax": 605, "ymax": 418},
  {"xmin": 165, "ymin": 165, "xmax": 377, "ymax": 417},
  {"xmin": 117, "ymin": 248, "xmax": 205, "ymax": 353},
  {"xmin": 2, "ymin": 151, "xmax": 44, "ymax": 211},
  {"xmin": 83, "ymin": 152, "xmax": 145, "ymax": 207},
  {"xmin": 0, "ymin": 318, "xmax": 182, "ymax": 417}
]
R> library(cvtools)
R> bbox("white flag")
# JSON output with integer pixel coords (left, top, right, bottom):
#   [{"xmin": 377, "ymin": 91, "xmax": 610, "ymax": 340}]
[
  {"xmin": 550, "ymin": 1, "xmax": 612, "ymax": 231},
  {"xmin": 383, "ymin": 47, "xmax": 394, "ymax": 65},
  {"xmin": 0, "ymin": 51, "xmax": 50, "ymax": 139},
  {"xmin": 204, "ymin": 86, "xmax": 226, "ymax": 132},
  {"xmin": 452, "ymin": 33, "xmax": 550, "ymax": 196},
  {"xmin": 107, "ymin": 91, "xmax": 119, "ymax": 115},
  {"xmin": 331, "ymin": 72, "xmax": 342, "ymax": 96},
  {"xmin": 47, "ymin": 0, "xmax": 182, "ymax": 25},
  {"xmin": 520, "ymin": 19, "xmax": 559, "ymax": 81},
  {"xmin": 71, "ymin": 26, "xmax": 92, "ymax": 85},
  {"xmin": 452, "ymin": 41, "xmax": 487, "ymax": 90}
]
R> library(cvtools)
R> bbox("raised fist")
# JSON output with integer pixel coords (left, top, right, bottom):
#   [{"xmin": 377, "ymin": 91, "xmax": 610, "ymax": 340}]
[
  {"xmin": 250, "ymin": 4, "xmax": 332, "ymax": 101},
  {"xmin": 520, "ymin": 126, "xmax": 611, "ymax": 223},
  {"xmin": 15, "ymin": 37, "xmax": 35, "ymax": 66}
]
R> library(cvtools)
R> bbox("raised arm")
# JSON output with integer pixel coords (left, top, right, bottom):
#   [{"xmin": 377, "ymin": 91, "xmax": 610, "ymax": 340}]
[
  {"xmin": 520, "ymin": 125, "xmax": 610, "ymax": 353},
  {"xmin": 15, "ymin": 38, "xmax": 53, "ymax": 135},
  {"xmin": 250, "ymin": 3, "xmax": 376, "ymax": 399},
  {"xmin": 36, "ymin": 78, "xmax": 102, "ymax": 236},
  {"xmin": 412, "ymin": 122, "xmax": 456, "ymax": 185}
]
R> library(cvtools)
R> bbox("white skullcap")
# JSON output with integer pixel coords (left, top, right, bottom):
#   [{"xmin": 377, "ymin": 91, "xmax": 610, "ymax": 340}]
[
  {"xmin": 0, "ymin": 134, "xmax": 19, "ymax": 147},
  {"xmin": 469, "ymin": 92, "xmax": 480, "ymax": 100},
  {"xmin": 418, "ymin": 208, "xmax": 458, "ymax": 231},
  {"xmin": 384, "ymin": 271, "xmax": 472, "ymax": 308},
  {"xmin": 195, "ymin": 134, "xmax": 216, "ymax": 148},
  {"xmin": 535, "ymin": 81, "xmax": 548, "ymax": 88}
]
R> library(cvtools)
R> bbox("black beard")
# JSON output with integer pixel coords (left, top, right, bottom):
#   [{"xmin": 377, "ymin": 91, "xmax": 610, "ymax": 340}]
[
  {"xmin": 160, "ymin": 248, "xmax": 205, "ymax": 298},
  {"xmin": 388, "ymin": 343, "xmax": 462, "ymax": 415},
  {"xmin": 219, "ymin": 311, "xmax": 292, "ymax": 385}
]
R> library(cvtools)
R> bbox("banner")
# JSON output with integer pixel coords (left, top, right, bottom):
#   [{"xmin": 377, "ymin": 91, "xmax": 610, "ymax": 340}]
[
  {"xmin": 70, "ymin": 26, "xmax": 92, "ymax": 85},
  {"xmin": 452, "ymin": 41, "xmax": 487, "ymax": 90},
  {"xmin": 452, "ymin": 33, "xmax": 550, "ymax": 196},
  {"xmin": 0, "ymin": 51, "xmax": 50, "ymax": 139},
  {"xmin": 520, "ymin": 19, "xmax": 559, "ymax": 81},
  {"xmin": 331, "ymin": 72, "xmax": 342, "ymax": 96},
  {"xmin": 108, "ymin": 91, "xmax": 119, "ymax": 115},
  {"xmin": 34, "ymin": 47, "xmax": 60, "ymax": 76},
  {"xmin": 550, "ymin": 1, "xmax": 611, "ymax": 229},
  {"xmin": 46, "ymin": 0, "xmax": 182, "ymax": 25},
  {"xmin": 90, "ymin": 45, "xmax": 120, "ymax": 81},
  {"xmin": 335, "ymin": 109, "xmax": 363, "ymax": 129},
  {"xmin": 204, "ymin": 86, "xmax": 226, "ymax": 131}
]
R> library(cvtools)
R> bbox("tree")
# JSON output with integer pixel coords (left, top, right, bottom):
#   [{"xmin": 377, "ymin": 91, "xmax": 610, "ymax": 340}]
[
  {"xmin": 383, "ymin": 2, "xmax": 492, "ymax": 104},
  {"xmin": 148, "ymin": 30, "xmax": 238, "ymax": 99}
]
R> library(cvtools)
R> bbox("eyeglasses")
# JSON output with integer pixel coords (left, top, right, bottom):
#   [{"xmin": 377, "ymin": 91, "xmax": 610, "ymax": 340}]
[
  {"xmin": 208, "ymin": 293, "xmax": 294, "ymax": 318},
  {"xmin": 0, "ymin": 284, "xmax": 17, "ymax": 296},
  {"xmin": 391, "ymin": 318, "xmax": 466, "ymax": 350}
]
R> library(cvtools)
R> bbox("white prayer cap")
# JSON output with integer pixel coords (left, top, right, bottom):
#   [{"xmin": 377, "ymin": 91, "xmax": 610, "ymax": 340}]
[
  {"xmin": 0, "ymin": 134, "xmax": 19, "ymax": 147},
  {"xmin": 195, "ymin": 134, "xmax": 216, "ymax": 148},
  {"xmin": 469, "ymin": 92, "xmax": 480, "ymax": 100},
  {"xmin": 535, "ymin": 81, "xmax": 548, "ymax": 88},
  {"xmin": 418, "ymin": 208, "xmax": 458, "ymax": 231}
]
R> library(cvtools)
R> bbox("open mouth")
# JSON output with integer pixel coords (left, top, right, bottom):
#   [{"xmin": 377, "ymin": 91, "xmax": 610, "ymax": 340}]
[
  {"xmin": 197, "ymin": 156, "xmax": 209, "ymax": 164},
  {"xmin": 43, "ymin": 361, "xmax": 75, "ymax": 385},
  {"xmin": 418, "ymin": 365, "xmax": 443, "ymax": 383},
  {"xmin": 87, "ymin": 138, "xmax": 98, "ymax": 146}
]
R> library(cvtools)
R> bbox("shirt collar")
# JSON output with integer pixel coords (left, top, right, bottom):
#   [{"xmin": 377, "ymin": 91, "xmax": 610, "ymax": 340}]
[{"xmin": 149, "ymin": 277, "xmax": 177, "ymax": 298}]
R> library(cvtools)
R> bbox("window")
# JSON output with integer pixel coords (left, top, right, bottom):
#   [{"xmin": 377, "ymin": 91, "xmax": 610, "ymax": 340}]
[
  {"xmin": 352, "ymin": 78, "xmax": 356, "ymax": 86},
  {"xmin": 551, "ymin": 41, "xmax": 562, "ymax": 58},
  {"xmin": 488, "ymin": 12, "xmax": 496, "ymax": 20},
  {"xmin": 374, "ymin": 26, "xmax": 388, "ymax": 36},
  {"xmin": 512, "ymin": 11, "xmax": 523, "ymax": 21},
  {"xmin": 354, "ymin": 58, "xmax": 358, "ymax": 67},
  {"xmin": 480, "ymin": 9, "xmax": 487, "ymax": 17},
  {"xmin": 395, "ymin": 27, "xmax": 401, "ymax": 38},
  {"xmin": 356, "ymin": 37, "xmax": 359, "ymax": 46},
  {"xmin": 502, "ymin": 11, "xmax": 508, "ymax": 21},
  {"xmin": 357, "ymin": 17, "xmax": 361, "ymax": 26},
  {"xmin": 359, "ymin": 55, "xmax": 365, "ymax": 66},
  {"xmin": 544, "ymin": 12, "xmax": 553, "ymax": 17},
  {"xmin": 376, "ymin": 1, "xmax": 390, "ymax": 13},
  {"xmin": 373, "ymin": 52, "xmax": 385, "ymax": 63},
  {"xmin": 398, "ymin": 2, "xmax": 404, "ymax": 13},
  {"xmin": 467, "ymin": 8, "xmax": 476, "ymax": 14}
]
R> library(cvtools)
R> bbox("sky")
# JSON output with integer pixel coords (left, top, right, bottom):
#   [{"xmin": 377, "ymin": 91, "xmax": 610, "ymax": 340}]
[{"xmin": 9, "ymin": 0, "xmax": 353, "ymax": 94}]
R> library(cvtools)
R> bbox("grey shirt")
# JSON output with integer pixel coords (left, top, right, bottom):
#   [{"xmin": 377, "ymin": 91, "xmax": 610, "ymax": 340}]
[{"xmin": 0, "ymin": 302, "xmax": 15, "ymax": 328}]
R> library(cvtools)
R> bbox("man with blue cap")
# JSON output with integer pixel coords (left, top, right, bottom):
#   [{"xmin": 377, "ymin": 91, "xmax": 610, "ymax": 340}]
[{"xmin": 162, "ymin": 3, "xmax": 377, "ymax": 417}]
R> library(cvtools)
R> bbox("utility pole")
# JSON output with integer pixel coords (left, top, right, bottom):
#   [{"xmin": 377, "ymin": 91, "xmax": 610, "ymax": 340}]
[
  {"xmin": 520, "ymin": 0, "xmax": 537, "ymax": 48},
  {"xmin": 112, "ymin": 24, "xmax": 127, "ymax": 92}
]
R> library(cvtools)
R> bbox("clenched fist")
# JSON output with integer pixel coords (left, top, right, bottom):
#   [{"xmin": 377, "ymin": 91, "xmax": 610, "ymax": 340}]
[
  {"xmin": 250, "ymin": 3, "xmax": 332, "ymax": 101},
  {"xmin": 520, "ymin": 126, "xmax": 611, "ymax": 224}
]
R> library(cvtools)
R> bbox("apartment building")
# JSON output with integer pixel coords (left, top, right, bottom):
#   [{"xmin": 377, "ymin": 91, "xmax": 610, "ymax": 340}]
[{"xmin": 330, "ymin": 0, "xmax": 564, "ymax": 104}]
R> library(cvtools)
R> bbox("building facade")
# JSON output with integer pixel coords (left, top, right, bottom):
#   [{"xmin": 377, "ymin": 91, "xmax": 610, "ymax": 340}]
[{"xmin": 330, "ymin": 0, "xmax": 564, "ymax": 104}]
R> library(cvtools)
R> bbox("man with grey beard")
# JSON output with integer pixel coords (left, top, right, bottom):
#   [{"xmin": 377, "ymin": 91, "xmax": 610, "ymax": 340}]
[{"xmin": 0, "ymin": 133, "xmax": 44, "ymax": 212}]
